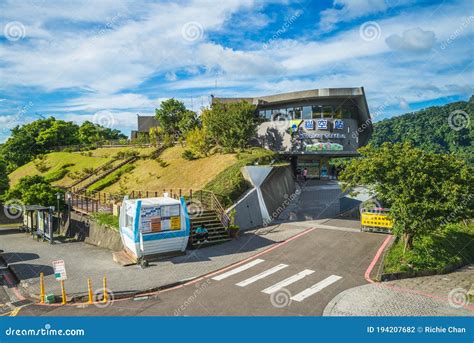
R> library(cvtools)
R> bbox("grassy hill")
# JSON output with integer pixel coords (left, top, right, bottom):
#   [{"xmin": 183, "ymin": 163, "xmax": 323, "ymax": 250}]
[
  {"xmin": 371, "ymin": 100, "xmax": 473, "ymax": 163},
  {"xmin": 8, "ymin": 145, "xmax": 277, "ymax": 205},
  {"xmin": 8, "ymin": 147, "xmax": 154, "ymax": 188}
]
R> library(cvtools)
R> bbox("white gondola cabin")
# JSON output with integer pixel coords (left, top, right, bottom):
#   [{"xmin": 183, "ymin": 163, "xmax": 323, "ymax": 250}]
[{"xmin": 118, "ymin": 196, "xmax": 190, "ymax": 261}]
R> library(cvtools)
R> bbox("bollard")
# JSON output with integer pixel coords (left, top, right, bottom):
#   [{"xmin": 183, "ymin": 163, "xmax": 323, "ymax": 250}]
[
  {"xmin": 102, "ymin": 276, "xmax": 108, "ymax": 304},
  {"xmin": 39, "ymin": 272, "xmax": 45, "ymax": 304},
  {"xmin": 87, "ymin": 278, "xmax": 93, "ymax": 304},
  {"xmin": 60, "ymin": 280, "xmax": 67, "ymax": 305}
]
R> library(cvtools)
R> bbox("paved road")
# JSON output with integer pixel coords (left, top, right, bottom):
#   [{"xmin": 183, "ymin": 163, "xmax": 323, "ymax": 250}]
[{"xmin": 18, "ymin": 227, "xmax": 387, "ymax": 316}]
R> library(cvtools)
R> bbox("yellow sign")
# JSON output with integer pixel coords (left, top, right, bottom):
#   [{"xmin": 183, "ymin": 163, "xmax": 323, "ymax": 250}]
[
  {"xmin": 361, "ymin": 212, "xmax": 393, "ymax": 229},
  {"xmin": 170, "ymin": 216, "xmax": 181, "ymax": 230}
]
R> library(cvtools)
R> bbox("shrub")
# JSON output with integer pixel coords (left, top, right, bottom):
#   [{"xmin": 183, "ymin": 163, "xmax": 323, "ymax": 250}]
[{"xmin": 182, "ymin": 150, "xmax": 197, "ymax": 160}]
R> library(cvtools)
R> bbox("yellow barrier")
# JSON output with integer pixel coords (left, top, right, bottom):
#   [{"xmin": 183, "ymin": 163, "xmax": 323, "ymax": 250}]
[
  {"xmin": 60, "ymin": 280, "xmax": 67, "ymax": 305},
  {"xmin": 361, "ymin": 212, "xmax": 393, "ymax": 229},
  {"xmin": 39, "ymin": 272, "xmax": 45, "ymax": 304},
  {"xmin": 87, "ymin": 278, "xmax": 93, "ymax": 304},
  {"xmin": 102, "ymin": 276, "xmax": 108, "ymax": 304}
]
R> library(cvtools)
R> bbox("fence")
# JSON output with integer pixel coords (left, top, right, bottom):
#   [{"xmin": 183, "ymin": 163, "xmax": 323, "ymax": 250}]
[{"xmin": 69, "ymin": 188, "xmax": 230, "ymax": 228}]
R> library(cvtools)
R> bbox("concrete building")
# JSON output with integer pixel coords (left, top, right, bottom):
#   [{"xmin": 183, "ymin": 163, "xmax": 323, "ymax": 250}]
[
  {"xmin": 130, "ymin": 114, "xmax": 159, "ymax": 140},
  {"xmin": 212, "ymin": 87, "xmax": 372, "ymax": 179}
]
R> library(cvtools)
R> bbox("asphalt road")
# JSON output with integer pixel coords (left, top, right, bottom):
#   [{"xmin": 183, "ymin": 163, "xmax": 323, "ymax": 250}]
[{"xmin": 18, "ymin": 227, "xmax": 387, "ymax": 316}]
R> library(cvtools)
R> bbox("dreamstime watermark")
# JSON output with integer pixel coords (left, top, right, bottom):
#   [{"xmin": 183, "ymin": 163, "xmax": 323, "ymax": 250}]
[
  {"xmin": 448, "ymin": 110, "xmax": 470, "ymax": 131},
  {"xmin": 181, "ymin": 21, "xmax": 204, "ymax": 42},
  {"xmin": 187, "ymin": 199, "xmax": 204, "ymax": 218},
  {"xmin": 270, "ymin": 288, "xmax": 292, "ymax": 308},
  {"xmin": 448, "ymin": 288, "xmax": 469, "ymax": 308},
  {"xmin": 440, "ymin": 16, "xmax": 474, "ymax": 50},
  {"xmin": 3, "ymin": 199, "xmax": 25, "ymax": 220},
  {"xmin": 440, "ymin": 194, "xmax": 474, "ymax": 226},
  {"xmin": 262, "ymin": 190, "xmax": 300, "ymax": 227},
  {"xmin": 3, "ymin": 21, "xmax": 26, "ymax": 41},
  {"xmin": 263, "ymin": 11, "xmax": 302, "ymax": 49},
  {"xmin": 93, "ymin": 112, "xmax": 115, "ymax": 129},
  {"xmin": 4, "ymin": 323, "xmax": 85, "ymax": 337},
  {"xmin": 174, "ymin": 279, "xmax": 211, "ymax": 315},
  {"xmin": 1, "ymin": 101, "xmax": 34, "ymax": 135},
  {"xmin": 359, "ymin": 21, "xmax": 382, "ymax": 42},
  {"xmin": 92, "ymin": 288, "xmax": 115, "ymax": 309}
]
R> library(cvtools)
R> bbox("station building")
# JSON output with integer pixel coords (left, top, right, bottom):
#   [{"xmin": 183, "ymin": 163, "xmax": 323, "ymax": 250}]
[{"xmin": 212, "ymin": 87, "xmax": 372, "ymax": 179}]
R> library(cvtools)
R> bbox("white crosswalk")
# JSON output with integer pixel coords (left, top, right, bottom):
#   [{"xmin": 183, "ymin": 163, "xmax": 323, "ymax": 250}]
[
  {"xmin": 211, "ymin": 259, "xmax": 343, "ymax": 304},
  {"xmin": 290, "ymin": 275, "xmax": 342, "ymax": 302},
  {"xmin": 211, "ymin": 259, "xmax": 265, "ymax": 281},
  {"xmin": 261, "ymin": 269, "xmax": 315, "ymax": 294},
  {"xmin": 236, "ymin": 264, "xmax": 288, "ymax": 287}
]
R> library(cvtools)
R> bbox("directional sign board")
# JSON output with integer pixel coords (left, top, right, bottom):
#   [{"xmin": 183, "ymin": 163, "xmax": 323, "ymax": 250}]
[{"xmin": 52, "ymin": 260, "xmax": 67, "ymax": 281}]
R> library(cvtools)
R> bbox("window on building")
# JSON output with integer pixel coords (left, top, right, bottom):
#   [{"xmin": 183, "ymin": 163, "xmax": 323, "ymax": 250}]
[
  {"xmin": 265, "ymin": 110, "xmax": 272, "ymax": 120},
  {"xmin": 312, "ymin": 106, "xmax": 322, "ymax": 119},
  {"xmin": 341, "ymin": 106, "xmax": 358, "ymax": 119},
  {"xmin": 333, "ymin": 107, "xmax": 343, "ymax": 119},
  {"xmin": 322, "ymin": 106, "xmax": 333, "ymax": 118},
  {"xmin": 302, "ymin": 106, "xmax": 312, "ymax": 120},
  {"xmin": 287, "ymin": 108, "xmax": 295, "ymax": 120},
  {"xmin": 294, "ymin": 107, "xmax": 302, "ymax": 119}
]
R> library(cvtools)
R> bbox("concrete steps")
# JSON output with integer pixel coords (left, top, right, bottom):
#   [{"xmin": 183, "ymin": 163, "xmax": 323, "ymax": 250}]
[{"xmin": 189, "ymin": 210, "xmax": 230, "ymax": 249}]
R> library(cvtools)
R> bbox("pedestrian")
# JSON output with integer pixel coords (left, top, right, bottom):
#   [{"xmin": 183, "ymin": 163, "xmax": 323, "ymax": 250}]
[
  {"xmin": 195, "ymin": 225, "xmax": 209, "ymax": 244},
  {"xmin": 303, "ymin": 168, "xmax": 308, "ymax": 181}
]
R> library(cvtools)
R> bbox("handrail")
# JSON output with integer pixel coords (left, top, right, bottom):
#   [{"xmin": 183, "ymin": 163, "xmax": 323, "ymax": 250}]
[{"xmin": 68, "ymin": 158, "xmax": 118, "ymax": 188}]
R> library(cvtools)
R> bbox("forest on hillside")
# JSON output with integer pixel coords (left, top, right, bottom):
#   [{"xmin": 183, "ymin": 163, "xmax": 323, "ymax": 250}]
[{"xmin": 370, "ymin": 100, "xmax": 473, "ymax": 164}]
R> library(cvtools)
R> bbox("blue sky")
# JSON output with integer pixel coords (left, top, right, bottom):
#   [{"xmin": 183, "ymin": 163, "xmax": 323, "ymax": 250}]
[{"xmin": 0, "ymin": 0, "xmax": 473, "ymax": 141}]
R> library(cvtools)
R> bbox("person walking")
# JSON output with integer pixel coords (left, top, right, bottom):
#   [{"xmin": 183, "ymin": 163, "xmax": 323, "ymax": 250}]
[{"xmin": 303, "ymin": 168, "xmax": 308, "ymax": 181}]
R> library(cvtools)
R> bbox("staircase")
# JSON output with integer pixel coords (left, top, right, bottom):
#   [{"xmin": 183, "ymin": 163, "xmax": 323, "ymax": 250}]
[
  {"xmin": 189, "ymin": 210, "xmax": 230, "ymax": 248},
  {"xmin": 77, "ymin": 156, "xmax": 137, "ymax": 192},
  {"xmin": 69, "ymin": 159, "xmax": 117, "ymax": 188}
]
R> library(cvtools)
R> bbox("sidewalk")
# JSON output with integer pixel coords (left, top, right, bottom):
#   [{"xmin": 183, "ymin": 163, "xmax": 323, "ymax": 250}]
[
  {"xmin": 1, "ymin": 224, "xmax": 309, "ymax": 300},
  {"xmin": 323, "ymin": 264, "xmax": 474, "ymax": 316}
]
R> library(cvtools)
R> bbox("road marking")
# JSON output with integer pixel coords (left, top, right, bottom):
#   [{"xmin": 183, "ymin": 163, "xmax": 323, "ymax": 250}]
[
  {"xmin": 261, "ymin": 269, "xmax": 315, "ymax": 294},
  {"xmin": 236, "ymin": 264, "xmax": 289, "ymax": 287},
  {"xmin": 211, "ymin": 259, "xmax": 265, "ymax": 281},
  {"xmin": 290, "ymin": 275, "xmax": 342, "ymax": 302}
]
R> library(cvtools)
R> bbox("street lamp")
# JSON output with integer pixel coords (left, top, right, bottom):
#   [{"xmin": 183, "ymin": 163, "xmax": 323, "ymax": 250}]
[{"xmin": 56, "ymin": 192, "xmax": 62, "ymax": 232}]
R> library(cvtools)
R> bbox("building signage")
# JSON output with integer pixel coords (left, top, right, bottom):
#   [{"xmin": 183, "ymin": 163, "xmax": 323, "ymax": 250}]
[
  {"xmin": 317, "ymin": 119, "xmax": 328, "ymax": 130},
  {"xmin": 305, "ymin": 142, "xmax": 343, "ymax": 152},
  {"xmin": 304, "ymin": 120, "xmax": 315, "ymax": 130},
  {"xmin": 334, "ymin": 119, "xmax": 344, "ymax": 130},
  {"xmin": 52, "ymin": 260, "xmax": 67, "ymax": 281},
  {"xmin": 299, "ymin": 133, "xmax": 346, "ymax": 139}
]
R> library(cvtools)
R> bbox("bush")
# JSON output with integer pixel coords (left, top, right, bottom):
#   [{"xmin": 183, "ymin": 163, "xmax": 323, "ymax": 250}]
[
  {"xmin": 33, "ymin": 155, "xmax": 50, "ymax": 172},
  {"xmin": 383, "ymin": 222, "xmax": 474, "ymax": 274},
  {"xmin": 91, "ymin": 212, "xmax": 119, "ymax": 231},
  {"xmin": 204, "ymin": 148, "xmax": 277, "ymax": 207},
  {"xmin": 44, "ymin": 163, "xmax": 75, "ymax": 182},
  {"xmin": 88, "ymin": 164, "xmax": 135, "ymax": 192},
  {"xmin": 182, "ymin": 150, "xmax": 197, "ymax": 160}
]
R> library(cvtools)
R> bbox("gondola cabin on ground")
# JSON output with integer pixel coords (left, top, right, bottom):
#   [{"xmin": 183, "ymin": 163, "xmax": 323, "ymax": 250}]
[{"xmin": 116, "ymin": 195, "xmax": 190, "ymax": 267}]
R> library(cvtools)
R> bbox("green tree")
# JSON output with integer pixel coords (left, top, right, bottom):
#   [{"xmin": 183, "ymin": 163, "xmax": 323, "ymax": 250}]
[
  {"xmin": 340, "ymin": 142, "xmax": 473, "ymax": 252},
  {"xmin": 155, "ymin": 98, "xmax": 198, "ymax": 137},
  {"xmin": 78, "ymin": 121, "xmax": 126, "ymax": 145},
  {"xmin": 0, "ymin": 158, "xmax": 9, "ymax": 196},
  {"xmin": 201, "ymin": 101, "xmax": 256, "ymax": 151},
  {"xmin": 185, "ymin": 127, "xmax": 212, "ymax": 157},
  {"xmin": 3, "ymin": 175, "xmax": 63, "ymax": 208}
]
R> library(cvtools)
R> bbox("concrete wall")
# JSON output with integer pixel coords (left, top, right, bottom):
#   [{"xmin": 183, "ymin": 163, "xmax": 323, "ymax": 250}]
[
  {"xmin": 229, "ymin": 165, "xmax": 296, "ymax": 230},
  {"xmin": 228, "ymin": 188, "xmax": 263, "ymax": 230},
  {"xmin": 69, "ymin": 212, "xmax": 123, "ymax": 252},
  {"xmin": 260, "ymin": 166, "xmax": 296, "ymax": 220}
]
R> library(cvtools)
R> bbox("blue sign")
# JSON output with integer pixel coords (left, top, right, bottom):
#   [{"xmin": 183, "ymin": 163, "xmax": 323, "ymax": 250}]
[
  {"xmin": 334, "ymin": 119, "xmax": 344, "ymax": 130},
  {"xmin": 304, "ymin": 120, "xmax": 315, "ymax": 130},
  {"xmin": 317, "ymin": 119, "xmax": 328, "ymax": 130}
]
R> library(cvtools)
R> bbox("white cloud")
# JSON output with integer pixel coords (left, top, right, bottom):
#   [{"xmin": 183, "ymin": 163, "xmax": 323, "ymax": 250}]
[
  {"xmin": 318, "ymin": 0, "xmax": 391, "ymax": 33},
  {"xmin": 386, "ymin": 27, "xmax": 436, "ymax": 52}
]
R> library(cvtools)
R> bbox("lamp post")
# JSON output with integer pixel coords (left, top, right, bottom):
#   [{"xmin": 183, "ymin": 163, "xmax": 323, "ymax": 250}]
[{"xmin": 56, "ymin": 192, "xmax": 62, "ymax": 232}]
